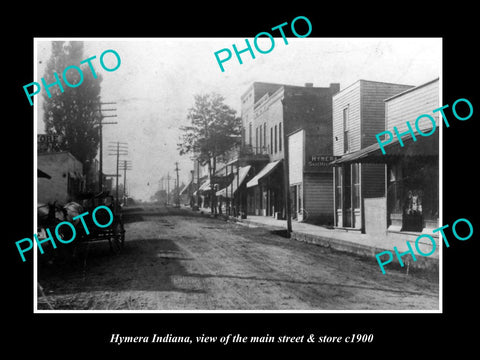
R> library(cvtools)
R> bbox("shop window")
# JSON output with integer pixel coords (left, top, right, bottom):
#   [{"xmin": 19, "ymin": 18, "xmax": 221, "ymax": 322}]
[
  {"xmin": 263, "ymin": 123, "xmax": 266, "ymax": 149},
  {"xmin": 387, "ymin": 158, "xmax": 438, "ymax": 232},
  {"xmin": 343, "ymin": 164, "xmax": 352, "ymax": 227},
  {"xmin": 249, "ymin": 122, "xmax": 252, "ymax": 145},
  {"xmin": 387, "ymin": 164, "xmax": 403, "ymax": 215},
  {"xmin": 335, "ymin": 167, "xmax": 342, "ymax": 211},
  {"xmin": 290, "ymin": 184, "xmax": 302, "ymax": 219},
  {"xmin": 274, "ymin": 125, "xmax": 278, "ymax": 153},
  {"xmin": 279, "ymin": 122, "xmax": 282, "ymax": 151},
  {"xmin": 422, "ymin": 160, "xmax": 439, "ymax": 222},
  {"xmin": 270, "ymin": 127, "xmax": 273, "ymax": 154},
  {"xmin": 297, "ymin": 183, "xmax": 302, "ymax": 212},
  {"xmin": 352, "ymin": 163, "xmax": 360, "ymax": 209}
]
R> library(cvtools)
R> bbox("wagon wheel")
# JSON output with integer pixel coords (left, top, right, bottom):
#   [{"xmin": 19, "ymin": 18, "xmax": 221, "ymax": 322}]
[{"xmin": 110, "ymin": 220, "xmax": 125, "ymax": 254}]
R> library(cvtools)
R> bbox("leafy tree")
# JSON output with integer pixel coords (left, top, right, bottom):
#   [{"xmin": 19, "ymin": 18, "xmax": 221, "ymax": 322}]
[
  {"xmin": 178, "ymin": 93, "xmax": 241, "ymax": 212},
  {"xmin": 150, "ymin": 189, "xmax": 167, "ymax": 204},
  {"xmin": 42, "ymin": 41, "xmax": 103, "ymax": 176}
]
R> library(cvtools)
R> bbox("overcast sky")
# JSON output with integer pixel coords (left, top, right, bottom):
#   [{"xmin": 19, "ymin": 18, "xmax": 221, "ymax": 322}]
[{"xmin": 35, "ymin": 37, "xmax": 442, "ymax": 201}]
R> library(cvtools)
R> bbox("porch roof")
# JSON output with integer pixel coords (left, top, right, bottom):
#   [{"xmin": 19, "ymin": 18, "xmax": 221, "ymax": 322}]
[{"xmin": 330, "ymin": 130, "xmax": 438, "ymax": 165}]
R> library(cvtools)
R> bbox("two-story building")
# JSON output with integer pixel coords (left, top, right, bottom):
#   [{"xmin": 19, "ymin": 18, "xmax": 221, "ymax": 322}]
[
  {"xmin": 330, "ymin": 78, "xmax": 439, "ymax": 253},
  {"xmin": 331, "ymin": 80, "xmax": 414, "ymax": 231},
  {"xmin": 242, "ymin": 81, "xmax": 339, "ymax": 223}
]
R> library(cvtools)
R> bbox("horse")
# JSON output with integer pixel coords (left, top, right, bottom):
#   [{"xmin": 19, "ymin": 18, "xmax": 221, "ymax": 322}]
[
  {"xmin": 63, "ymin": 201, "xmax": 84, "ymax": 226},
  {"xmin": 37, "ymin": 201, "xmax": 66, "ymax": 228},
  {"xmin": 37, "ymin": 201, "xmax": 84, "ymax": 265}
]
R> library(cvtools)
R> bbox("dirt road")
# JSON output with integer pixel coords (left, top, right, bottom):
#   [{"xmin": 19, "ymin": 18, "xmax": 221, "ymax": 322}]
[{"xmin": 37, "ymin": 205, "xmax": 439, "ymax": 310}]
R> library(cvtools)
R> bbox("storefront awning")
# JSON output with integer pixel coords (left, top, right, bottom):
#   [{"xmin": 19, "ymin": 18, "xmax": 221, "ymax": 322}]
[
  {"xmin": 38, "ymin": 168, "xmax": 51, "ymax": 179},
  {"xmin": 198, "ymin": 179, "xmax": 211, "ymax": 192},
  {"xmin": 246, "ymin": 160, "xmax": 282, "ymax": 188},
  {"xmin": 216, "ymin": 165, "xmax": 251, "ymax": 198},
  {"xmin": 330, "ymin": 131, "xmax": 439, "ymax": 165},
  {"xmin": 179, "ymin": 179, "xmax": 196, "ymax": 196}
]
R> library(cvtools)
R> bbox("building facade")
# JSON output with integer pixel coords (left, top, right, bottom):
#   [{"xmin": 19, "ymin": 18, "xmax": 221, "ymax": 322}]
[
  {"xmin": 243, "ymin": 82, "xmax": 340, "ymax": 223},
  {"xmin": 329, "ymin": 78, "xmax": 439, "ymax": 256},
  {"xmin": 383, "ymin": 78, "xmax": 440, "ymax": 235},
  {"xmin": 331, "ymin": 80, "xmax": 414, "ymax": 231},
  {"xmin": 38, "ymin": 151, "xmax": 85, "ymax": 205}
]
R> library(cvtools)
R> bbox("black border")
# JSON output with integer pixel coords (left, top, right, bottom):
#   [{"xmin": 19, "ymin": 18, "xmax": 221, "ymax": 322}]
[{"xmin": 6, "ymin": 5, "xmax": 479, "ymax": 355}]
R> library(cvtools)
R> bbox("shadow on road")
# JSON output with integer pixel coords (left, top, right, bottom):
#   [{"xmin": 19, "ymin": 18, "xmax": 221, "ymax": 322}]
[
  {"xmin": 122, "ymin": 206, "xmax": 207, "ymax": 224},
  {"xmin": 38, "ymin": 237, "xmax": 206, "ymax": 300}
]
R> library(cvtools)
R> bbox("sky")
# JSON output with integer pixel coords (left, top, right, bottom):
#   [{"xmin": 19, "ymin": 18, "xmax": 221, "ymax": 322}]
[{"xmin": 35, "ymin": 37, "xmax": 442, "ymax": 201}]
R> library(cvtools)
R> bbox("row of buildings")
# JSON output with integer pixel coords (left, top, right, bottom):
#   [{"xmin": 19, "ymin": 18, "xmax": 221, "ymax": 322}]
[{"xmin": 187, "ymin": 77, "xmax": 440, "ymax": 246}]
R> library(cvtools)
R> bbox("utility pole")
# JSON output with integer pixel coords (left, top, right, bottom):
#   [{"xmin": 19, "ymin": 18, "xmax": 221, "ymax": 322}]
[
  {"xmin": 196, "ymin": 159, "xmax": 200, "ymax": 208},
  {"xmin": 174, "ymin": 162, "xmax": 180, "ymax": 208},
  {"xmin": 166, "ymin": 172, "xmax": 171, "ymax": 205},
  {"xmin": 96, "ymin": 102, "xmax": 117, "ymax": 192},
  {"xmin": 119, "ymin": 160, "xmax": 132, "ymax": 204},
  {"xmin": 190, "ymin": 169, "xmax": 195, "ymax": 208},
  {"xmin": 108, "ymin": 141, "xmax": 128, "ymax": 208},
  {"xmin": 282, "ymin": 123, "xmax": 292, "ymax": 236}
]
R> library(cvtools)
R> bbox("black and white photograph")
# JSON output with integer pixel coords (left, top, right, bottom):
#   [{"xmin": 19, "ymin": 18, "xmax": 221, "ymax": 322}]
[
  {"xmin": 32, "ymin": 37, "xmax": 441, "ymax": 312},
  {"xmin": 6, "ymin": 8, "xmax": 479, "ymax": 355}
]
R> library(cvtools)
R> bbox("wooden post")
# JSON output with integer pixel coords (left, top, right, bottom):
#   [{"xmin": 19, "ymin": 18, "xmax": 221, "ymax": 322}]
[{"xmin": 283, "ymin": 125, "xmax": 292, "ymax": 235}]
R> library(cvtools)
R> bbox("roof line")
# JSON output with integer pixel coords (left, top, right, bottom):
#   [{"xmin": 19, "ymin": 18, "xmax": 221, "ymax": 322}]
[{"xmin": 384, "ymin": 77, "xmax": 440, "ymax": 102}]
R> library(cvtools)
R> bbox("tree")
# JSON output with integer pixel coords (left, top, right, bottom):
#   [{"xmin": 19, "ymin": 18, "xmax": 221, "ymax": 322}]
[
  {"xmin": 42, "ymin": 41, "xmax": 103, "ymax": 178},
  {"xmin": 150, "ymin": 189, "xmax": 167, "ymax": 204},
  {"xmin": 178, "ymin": 93, "xmax": 241, "ymax": 213}
]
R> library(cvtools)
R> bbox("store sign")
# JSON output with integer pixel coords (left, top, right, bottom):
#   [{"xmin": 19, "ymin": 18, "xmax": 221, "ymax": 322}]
[{"xmin": 307, "ymin": 155, "xmax": 337, "ymax": 167}]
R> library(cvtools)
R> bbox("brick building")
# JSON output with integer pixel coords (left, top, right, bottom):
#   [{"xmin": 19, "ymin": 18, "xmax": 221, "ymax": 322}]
[{"xmin": 242, "ymin": 81, "xmax": 339, "ymax": 223}]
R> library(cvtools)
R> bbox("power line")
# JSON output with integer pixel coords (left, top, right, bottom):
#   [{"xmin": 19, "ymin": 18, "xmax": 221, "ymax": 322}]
[
  {"xmin": 119, "ymin": 159, "xmax": 132, "ymax": 200},
  {"xmin": 94, "ymin": 101, "xmax": 118, "ymax": 191},
  {"xmin": 108, "ymin": 141, "xmax": 128, "ymax": 207},
  {"xmin": 174, "ymin": 162, "xmax": 180, "ymax": 208}
]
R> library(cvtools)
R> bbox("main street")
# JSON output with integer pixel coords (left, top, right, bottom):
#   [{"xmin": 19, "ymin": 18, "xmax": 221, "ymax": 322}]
[{"xmin": 38, "ymin": 205, "xmax": 439, "ymax": 311}]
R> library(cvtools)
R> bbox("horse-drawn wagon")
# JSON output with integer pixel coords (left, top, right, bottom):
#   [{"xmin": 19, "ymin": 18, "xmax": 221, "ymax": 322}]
[
  {"xmin": 37, "ymin": 191, "xmax": 125, "ymax": 262},
  {"xmin": 78, "ymin": 191, "xmax": 125, "ymax": 253}
]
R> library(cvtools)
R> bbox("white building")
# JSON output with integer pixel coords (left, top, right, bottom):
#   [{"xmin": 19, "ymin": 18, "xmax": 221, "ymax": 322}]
[{"xmin": 38, "ymin": 152, "xmax": 85, "ymax": 205}]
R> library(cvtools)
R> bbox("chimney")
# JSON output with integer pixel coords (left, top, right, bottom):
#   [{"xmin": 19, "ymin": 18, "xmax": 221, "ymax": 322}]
[
  {"xmin": 305, "ymin": 82, "xmax": 314, "ymax": 87},
  {"xmin": 330, "ymin": 83, "xmax": 340, "ymax": 94}
]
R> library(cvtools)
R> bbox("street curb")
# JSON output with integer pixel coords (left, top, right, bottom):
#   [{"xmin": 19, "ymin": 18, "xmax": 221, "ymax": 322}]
[
  {"xmin": 289, "ymin": 230, "xmax": 438, "ymax": 272},
  {"xmin": 187, "ymin": 208, "xmax": 438, "ymax": 273},
  {"xmin": 236, "ymin": 217, "xmax": 438, "ymax": 273}
]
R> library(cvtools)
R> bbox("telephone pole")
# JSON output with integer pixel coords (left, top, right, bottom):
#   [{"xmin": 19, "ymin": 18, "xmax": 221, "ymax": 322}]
[
  {"xmin": 108, "ymin": 141, "xmax": 128, "ymax": 207},
  {"xmin": 166, "ymin": 172, "xmax": 171, "ymax": 205},
  {"xmin": 96, "ymin": 102, "xmax": 117, "ymax": 191},
  {"xmin": 119, "ymin": 160, "xmax": 132, "ymax": 204},
  {"xmin": 174, "ymin": 162, "xmax": 180, "ymax": 208}
]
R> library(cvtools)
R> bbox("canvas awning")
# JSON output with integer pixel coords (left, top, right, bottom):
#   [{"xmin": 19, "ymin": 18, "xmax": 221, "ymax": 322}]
[
  {"xmin": 246, "ymin": 160, "xmax": 282, "ymax": 188},
  {"xmin": 198, "ymin": 179, "xmax": 211, "ymax": 191},
  {"xmin": 179, "ymin": 179, "xmax": 196, "ymax": 196},
  {"xmin": 216, "ymin": 165, "xmax": 251, "ymax": 198},
  {"xmin": 37, "ymin": 168, "xmax": 51, "ymax": 179},
  {"xmin": 330, "ymin": 130, "xmax": 439, "ymax": 165}
]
